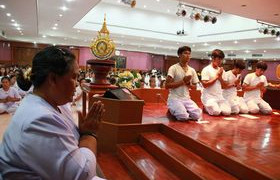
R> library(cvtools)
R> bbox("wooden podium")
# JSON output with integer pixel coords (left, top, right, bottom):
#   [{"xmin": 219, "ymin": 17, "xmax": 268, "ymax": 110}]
[
  {"xmin": 90, "ymin": 96, "xmax": 144, "ymax": 124},
  {"xmin": 90, "ymin": 96, "xmax": 147, "ymax": 152}
]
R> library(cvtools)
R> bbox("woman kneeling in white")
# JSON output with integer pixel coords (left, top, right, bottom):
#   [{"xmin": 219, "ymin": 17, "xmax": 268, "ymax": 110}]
[{"xmin": 0, "ymin": 76, "xmax": 21, "ymax": 114}]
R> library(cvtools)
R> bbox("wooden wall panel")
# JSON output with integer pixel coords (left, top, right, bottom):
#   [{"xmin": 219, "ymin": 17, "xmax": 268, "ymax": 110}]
[
  {"xmin": 13, "ymin": 47, "xmax": 39, "ymax": 66},
  {"xmin": 70, "ymin": 48, "xmax": 80, "ymax": 64}
]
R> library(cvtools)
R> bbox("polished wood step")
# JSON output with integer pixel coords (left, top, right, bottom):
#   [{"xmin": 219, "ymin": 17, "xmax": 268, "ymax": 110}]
[
  {"xmin": 160, "ymin": 125, "xmax": 273, "ymax": 180},
  {"xmin": 140, "ymin": 132, "xmax": 238, "ymax": 180},
  {"xmin": 97, "ymin": 153, "xmax": 135, "ymax": 180},
  {"xmin": 117, "ymin": 143, "xmax": 181, "ymax": 180}
]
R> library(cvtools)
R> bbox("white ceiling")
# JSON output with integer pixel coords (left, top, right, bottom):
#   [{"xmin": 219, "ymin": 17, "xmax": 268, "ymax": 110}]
[{"xmin": 0, "ymin": 0, "xmax": 280, "ymax": 60}]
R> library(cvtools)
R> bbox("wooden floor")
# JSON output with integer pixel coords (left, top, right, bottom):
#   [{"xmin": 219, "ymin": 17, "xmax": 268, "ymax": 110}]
[
  {"xmin": 1, "ymin": 103, "xmax": 280, "ymax": 179},
  {"xmin": 139, "ymin": 103, "xmax": 280, "ymax": 179}
]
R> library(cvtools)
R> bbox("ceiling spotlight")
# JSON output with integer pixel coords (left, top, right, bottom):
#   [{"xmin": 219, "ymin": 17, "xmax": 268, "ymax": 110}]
[
  {"xmin": 190, "ymin": 12, "xmax": 201, "ymax": 20},
  {"xmin": 176, "ymin": 9, "xmax": 187, "ymax": 17},
  {"xmin": 121, "ymin": 0, "xmax": 136, "ymax": 8},
  {"xmin": 211, "ymin": 17, "xmax": 217, "ymax": 24},
  {"xmin": 179, "ymin": 3, "xmax": 220, "ymax": 24},
  {"xmin": 203, "ymin": 15, "xmax": 210, "ymax": 22},
  {"xmin": 257, "ymin": 20, "xmax": 280, "ymax": 37}
]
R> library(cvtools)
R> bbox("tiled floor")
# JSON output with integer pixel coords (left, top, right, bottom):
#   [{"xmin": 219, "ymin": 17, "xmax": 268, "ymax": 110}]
[{"xmin": 0, "ymin": 113, "xmax": 11, "ymax": 142}]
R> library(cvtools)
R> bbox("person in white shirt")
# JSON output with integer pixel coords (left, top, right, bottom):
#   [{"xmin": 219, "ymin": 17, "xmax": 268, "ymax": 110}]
[
  {"xmin": 166, "ymin": 46, "xmax": 202, "ymax": 121},
  {"xmin": 73, "ymin": 78, "xmax": 86, "ymax": 111},
  {"xmin": 0, "ymin": 76, "xmax": 21, "ymax": 114},
  {"xmin": 201, "ymin": 49, "xmax": 231, "ymax": 116},
  {"xmin": 242, "ymin": 61, "xmax": 272, "ymax": 114},
  {"xmin": 0, "ymin": 47, "xmax": 105, "ymax": 180},
  {"xmin": 222, "ymin": 61, "xmax": 248, "ymax": 114}
]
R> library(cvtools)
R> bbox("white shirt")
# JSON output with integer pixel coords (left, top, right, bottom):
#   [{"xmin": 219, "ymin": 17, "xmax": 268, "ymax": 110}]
[
  {"xmin": 0, "ymin": 94, "xmax": 103, "ymax": 180},
  {"xmin": 243, "ymin": 72, "xmax": 268, "ymax": 101},
  {"xmin": 223, "ymin": 70, "xmax": 240, "ymax": 99},
  {"xmin": 0, "ymin": 87, "xmax": 21, "ymax": 106},
  {"xmin": 201, "ymin": 64, "xmax": 225, "ymax": 102},
  {"xmin": 167, "ymin": 63, "xmax": 199, "ymax": 100},
  {"xmin": 73, "ymin": 85, "xmax": 83, "ymax": 107}
]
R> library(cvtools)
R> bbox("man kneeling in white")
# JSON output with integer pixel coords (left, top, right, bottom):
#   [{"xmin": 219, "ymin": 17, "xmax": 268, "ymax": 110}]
[
  {"xmin": 166, "ymin": 46, "xmax": 202, "ymax": 121},
  {"xmin": 242, "ymin": 61, "xmax": 272, "ymax": 114},
  {"xmin": 201, "ymin": 49, "xmax": 231, "ymax": 116},
  {"xmin": 222, "ymin": 61, "xmax": 248, "ymax": 114}
]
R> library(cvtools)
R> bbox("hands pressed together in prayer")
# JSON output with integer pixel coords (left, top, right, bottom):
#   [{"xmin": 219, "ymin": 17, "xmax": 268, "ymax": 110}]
[
  {"xmin": 216, "ymin": 67, "xmax": 224, "ymax": 81},
  {"xmin": 256, "ymin": 82, "xmax": 265, "ymax": 89},
  {"xmin": 183, "ymin": 75, "xmax": 192, "ymax": 85},
  {"xmin": 78, "ymin": 101, "xmax": 105, "ymax": 135},
  {"xmin": 234, "ymin": 76, "xmax": 242, "ymax": 89}
]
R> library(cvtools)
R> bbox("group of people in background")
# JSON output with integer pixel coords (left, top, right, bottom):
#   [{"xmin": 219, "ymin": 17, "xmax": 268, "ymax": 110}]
[
  {"xmin": 165, "ymin": 46, "xmax": 273, "ymax": 121},
  {"xmin": 0, "ymin": 45, "xmax": 277, "ymax": 179},
  {"xmin": 0, "ymin": 46, "xmax": 276, "ymax": 118}
]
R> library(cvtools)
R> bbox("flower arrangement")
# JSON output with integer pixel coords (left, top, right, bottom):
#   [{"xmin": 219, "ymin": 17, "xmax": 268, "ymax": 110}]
[{"xmin": 117, "ymin": 70, "xmax": 142, "ymax": 89}]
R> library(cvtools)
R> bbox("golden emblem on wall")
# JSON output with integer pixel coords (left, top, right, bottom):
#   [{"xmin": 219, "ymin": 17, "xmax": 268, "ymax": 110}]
[{"xmin": 90, "ymin": 15, "xmax": 115, "ymax": 60}]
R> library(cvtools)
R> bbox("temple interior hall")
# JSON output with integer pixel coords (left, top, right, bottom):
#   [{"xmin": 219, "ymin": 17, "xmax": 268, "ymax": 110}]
[{"xmin": 1, "ymin": 0, "xmax": 280, "ymax": 179}]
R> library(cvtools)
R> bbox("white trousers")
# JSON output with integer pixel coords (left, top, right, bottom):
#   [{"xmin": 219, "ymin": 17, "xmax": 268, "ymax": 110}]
[
  {"xmin": 203, "ymin": 98, "xmax": 231, "ymax": 116},
  {"xmin": 0, "ymin": 103, "xmax": 18, "ymax": 114},
  {"xmin": 168, "ymin": 98, "xmax": 202, "ymax": 120},
  {"xmin": 225, "ymin": 96, "xmax": 249, "ymax": 114},
  {"xmin": 246, "ymin": 98, "xmax": 272, "ymax": 114}
]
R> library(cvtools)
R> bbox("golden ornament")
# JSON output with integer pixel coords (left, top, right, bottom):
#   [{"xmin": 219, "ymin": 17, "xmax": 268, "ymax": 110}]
[{"xmin": 90, "ymin": 15, "xmax": 115, "ymax": 60}]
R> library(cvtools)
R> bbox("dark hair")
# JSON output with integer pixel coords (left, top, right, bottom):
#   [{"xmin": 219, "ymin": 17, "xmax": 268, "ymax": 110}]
[
  {"xmin": 79, "ymin": 78, "xmax": 86, "ymax": 83},
  {"xmin": 234, "ymin": 60, "xmax": 246, "ymax": 70},
  {"xmin": 1, "ymin": 76, "xmax": 10, "ymax": 82},
  {"xmin": 17, "ymin": 46, "xmax": 76, "ymax": 91},
  {"xmin": 177, "ymin": 46, "xmax": 191, "ymax": 56},
  {"xmin": 109, "ymin": 77, "xmax": 117, "ymax": 85},
  {"xmin": 256, "ymin": 61, "xmax": 267, "ymax": 71},
  {"xmin": 85, "ymin": 79, "xmax": 91, "ymax": 83},
  {"xmin": 211, "ymin": 49, "xmax": 225, "ymax": 59}
]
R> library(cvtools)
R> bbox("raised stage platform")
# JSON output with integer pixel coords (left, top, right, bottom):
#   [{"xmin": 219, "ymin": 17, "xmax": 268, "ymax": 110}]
[{"xmin": 95, "ymin": 89, "xmax": 280, "ymax": 180}]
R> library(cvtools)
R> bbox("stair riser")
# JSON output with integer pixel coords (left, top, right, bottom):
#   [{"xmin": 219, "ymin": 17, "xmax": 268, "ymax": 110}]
[
  {"xmin": 140, "ymin": 136, "xmax": 203, "ymax": 180},
  {"xmin": 160, "ymin": 125, "xmax": 271, "ymax": 180},
  {"xmin": 117, "ymin": 147, "xmax": 150, "ymax": 180}
]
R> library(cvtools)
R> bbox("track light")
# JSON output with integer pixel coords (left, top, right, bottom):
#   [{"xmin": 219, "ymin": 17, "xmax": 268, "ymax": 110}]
[
  {"xmin": 176, "ymin": 9, "xmax": 187, "ymax": 17},
  {"xmin": 263, "ymin": 28, "xmax": 269, "ymax": 34},
  {"xmin": 180, "ymin": 3, "xmax": 220, "ymax": 24},
  {"xmin": 257, "ymin": 20, "xmax": 280, "ymax": 37},
  {"xmin": 121, "ymin": 0, "xmax": 136, "ymax": 8},
  {"xmin": 190, "ymin": 12, "xmax": 201, "ymax": 20}
]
